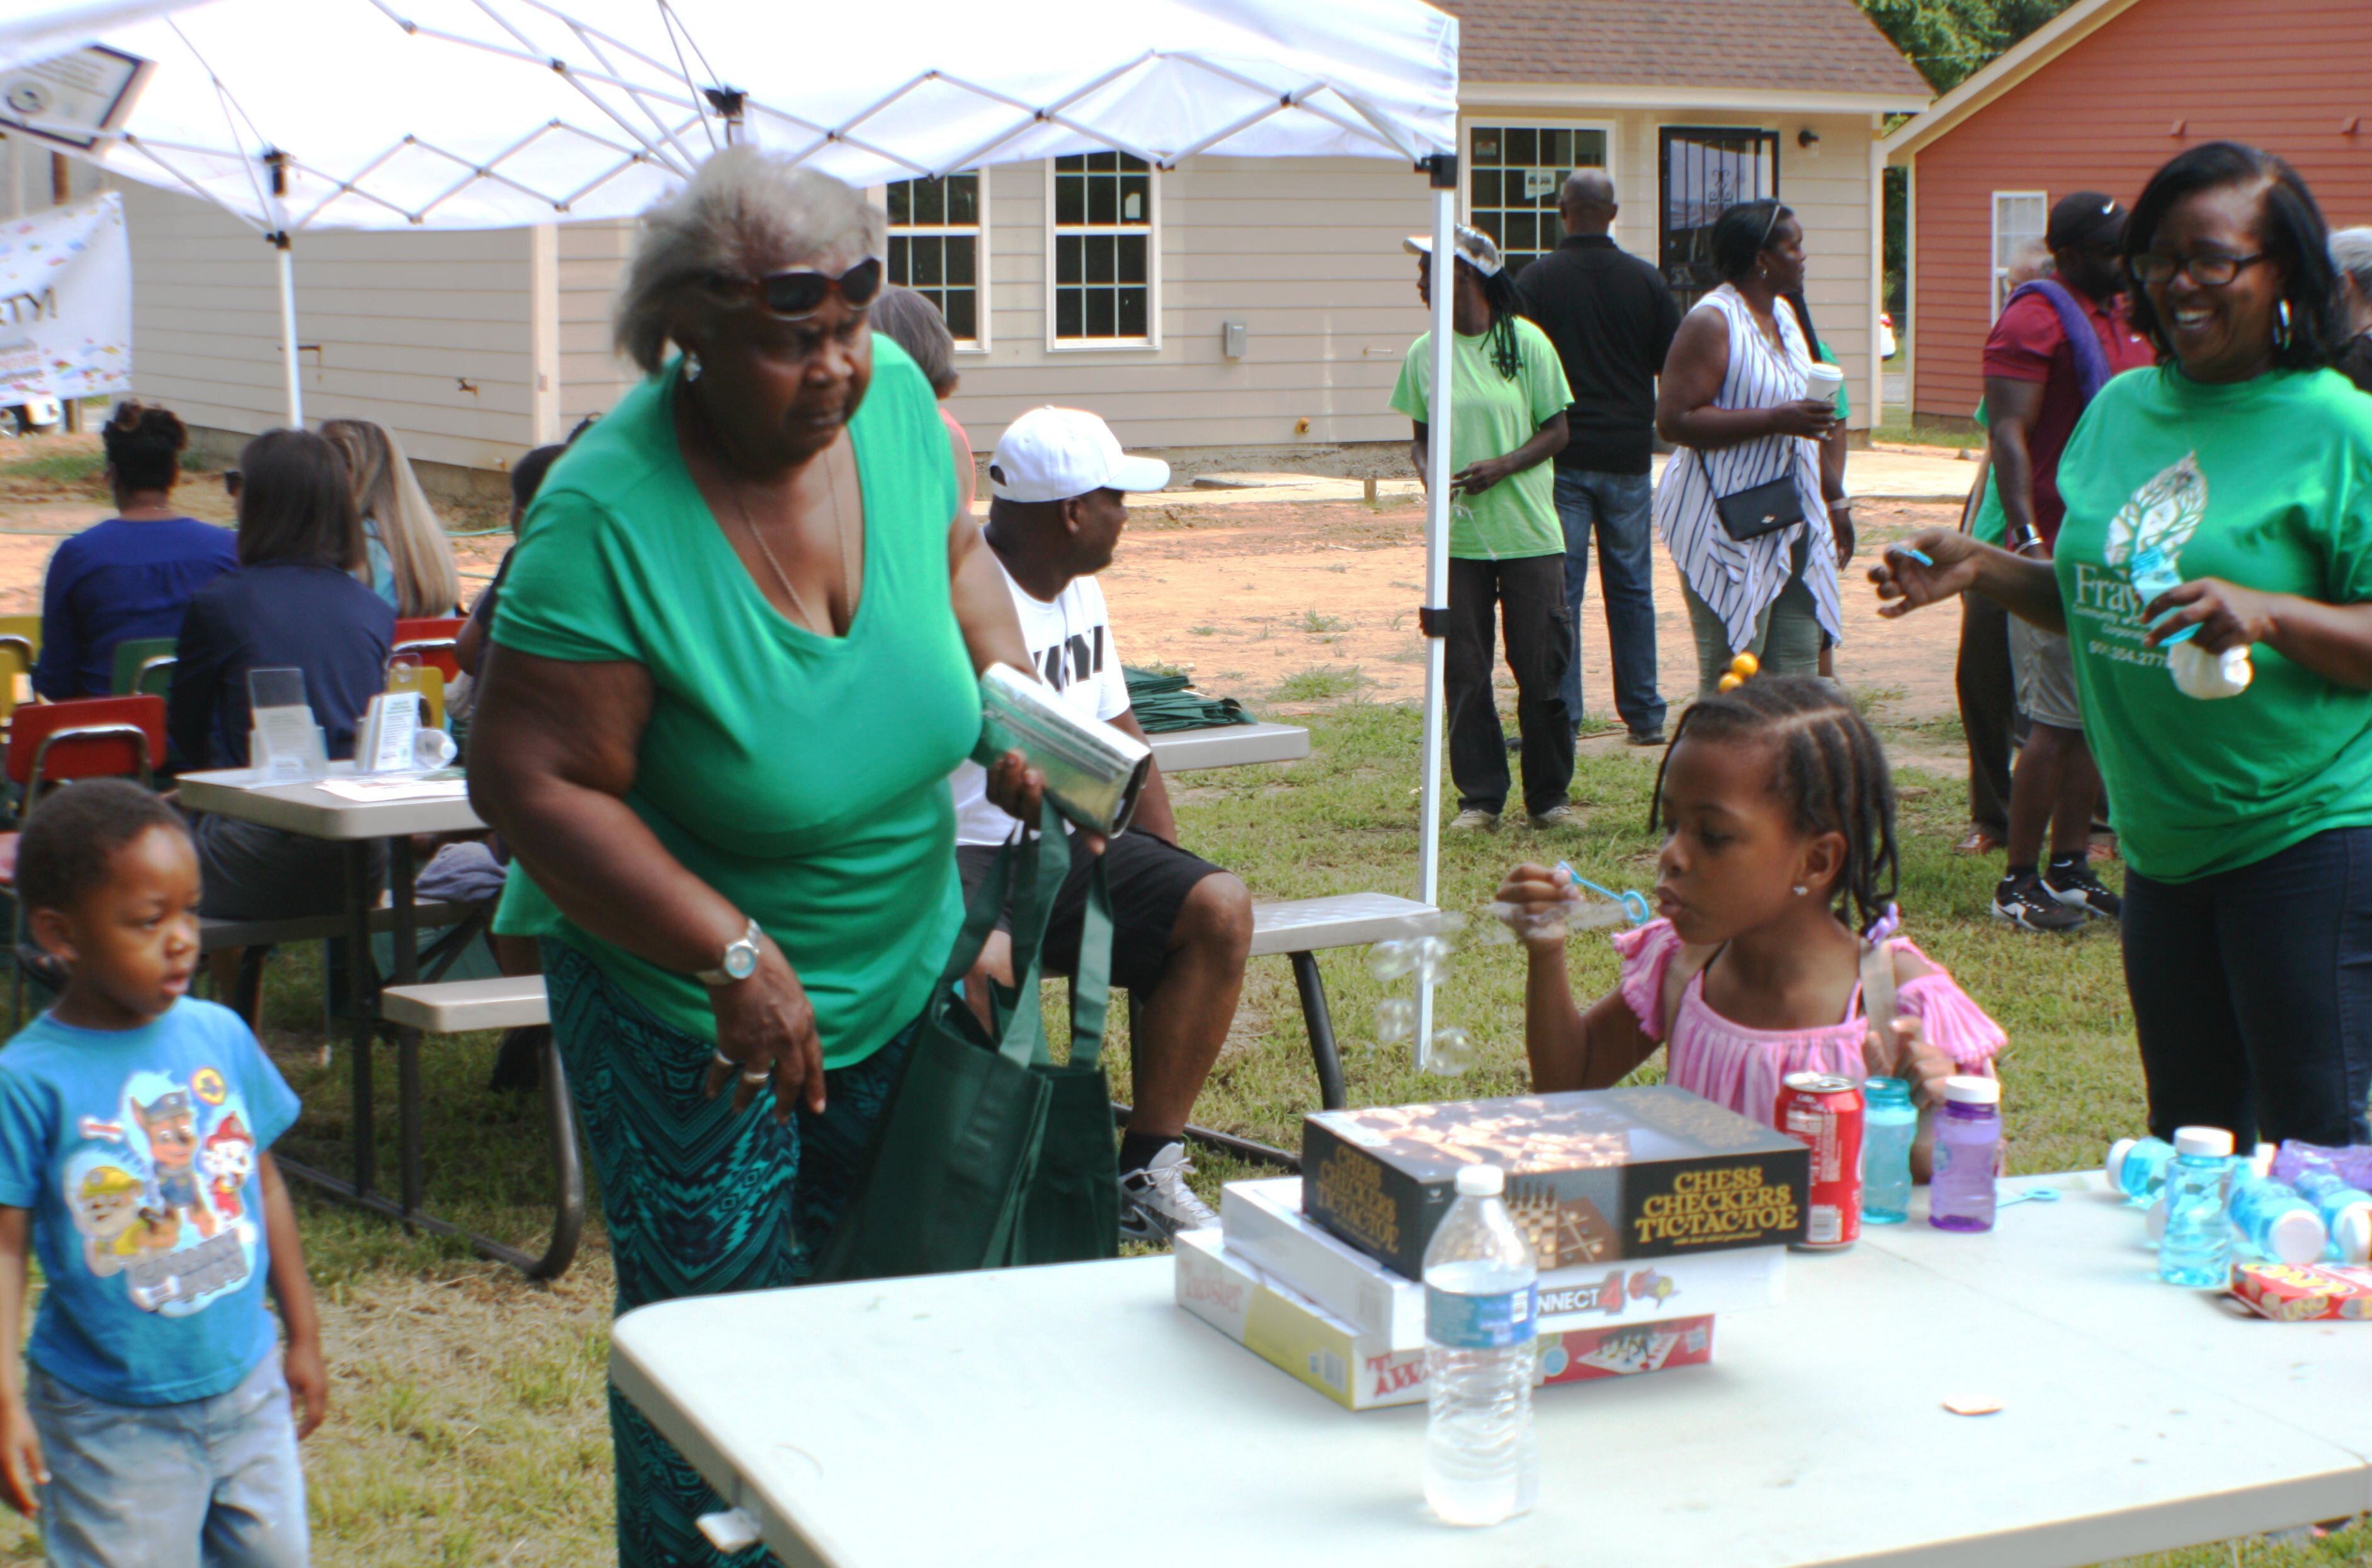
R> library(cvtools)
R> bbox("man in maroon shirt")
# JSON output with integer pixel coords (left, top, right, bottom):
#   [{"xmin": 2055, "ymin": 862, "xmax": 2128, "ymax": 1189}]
[{"xmin": 1983, "ymin": 190, "xmax": 2157, "ymax": 933}]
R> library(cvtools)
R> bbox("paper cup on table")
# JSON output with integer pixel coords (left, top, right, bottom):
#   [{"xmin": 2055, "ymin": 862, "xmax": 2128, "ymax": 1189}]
[{"xmin": 1803, "ymin": 363, "xmax": 1844, "ymax": 412}]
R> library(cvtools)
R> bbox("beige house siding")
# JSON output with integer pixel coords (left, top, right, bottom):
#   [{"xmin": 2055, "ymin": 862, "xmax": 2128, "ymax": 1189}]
[{"xmin": 100, "ymin": 105, "xmax": 1882, "ymax": 474}]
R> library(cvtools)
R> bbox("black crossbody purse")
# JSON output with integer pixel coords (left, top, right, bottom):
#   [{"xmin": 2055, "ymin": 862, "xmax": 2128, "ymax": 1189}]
[{"xmin": 1711, "ymin": 467, "xmax": 1805, "ymax": 543}]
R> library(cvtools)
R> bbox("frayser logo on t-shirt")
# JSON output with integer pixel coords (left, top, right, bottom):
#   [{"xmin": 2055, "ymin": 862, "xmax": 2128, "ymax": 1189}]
[{"xmin": 2070, "ymin": 451, "xmax": 2207, "ymax": 671}]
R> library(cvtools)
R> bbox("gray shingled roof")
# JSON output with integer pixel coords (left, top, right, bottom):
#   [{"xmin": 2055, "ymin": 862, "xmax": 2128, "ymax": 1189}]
[{"xmin": 1435, "ymin": 0, "xmax": 1932, "ymax": 98}]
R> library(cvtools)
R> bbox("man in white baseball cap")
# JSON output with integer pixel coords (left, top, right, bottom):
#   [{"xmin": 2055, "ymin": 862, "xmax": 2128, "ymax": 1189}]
[{"xmin": 948, "ymin": 406, "xmax": 1251, "ymax": 1242}]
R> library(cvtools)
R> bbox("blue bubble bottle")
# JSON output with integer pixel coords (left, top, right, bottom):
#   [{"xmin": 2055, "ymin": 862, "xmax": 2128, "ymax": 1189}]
[
  {"xmin": 1860, "ymin": 1077, "xmax": 1916, "ymax": 1225},
  {"xmin": 2158, "ymin": 1126, "xmax": 2235, "ymax": 1287}
]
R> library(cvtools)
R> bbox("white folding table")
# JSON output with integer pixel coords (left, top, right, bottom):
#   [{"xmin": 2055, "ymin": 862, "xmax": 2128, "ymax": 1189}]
[
  {"xmin": 610, "ymin": 1173, "xmax": 2371, "ymax": 1568},
  {"xmin": 1146, "ymin": 722, "xmax": 1310, "ymax": 773}
]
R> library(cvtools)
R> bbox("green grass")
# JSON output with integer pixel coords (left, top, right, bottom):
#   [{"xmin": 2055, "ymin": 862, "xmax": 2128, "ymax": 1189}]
[
  {"xmin": 3, "ymin": 697, "xmax": 2364, "ymax": 1566},
  {"xmin": 1269, "ymin": 664, "xmax": 1366, "ymax": 702},
  {"xmin": 0, "ymin": 448, "xmax": 105, "ymax": 487},
  {"xmin": 1872, "ymin": 409, "xmax": 1988, "ymax": 451}
]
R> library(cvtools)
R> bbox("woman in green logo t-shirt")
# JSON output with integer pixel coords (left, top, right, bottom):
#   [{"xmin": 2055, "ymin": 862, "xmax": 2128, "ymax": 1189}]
[
  {"xmin": 470, "ymin": 151, "xmax": 1045, "ymax": 1567},
  {"xmin": 1873, "ymin": 142, "xmax": 2372, "ymax": 1152}
]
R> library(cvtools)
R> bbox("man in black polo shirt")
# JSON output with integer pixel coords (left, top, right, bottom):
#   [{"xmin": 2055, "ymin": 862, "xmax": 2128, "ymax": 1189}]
[{"xmin": 1516, "ymin": 169, "xmax": 1681, "ymax": 745}]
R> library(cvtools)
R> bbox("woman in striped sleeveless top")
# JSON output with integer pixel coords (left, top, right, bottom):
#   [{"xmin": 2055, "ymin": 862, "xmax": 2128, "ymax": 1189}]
[{"xmin": 1653, "ymin": 200, "xmax": 1849, "ymax": 693}]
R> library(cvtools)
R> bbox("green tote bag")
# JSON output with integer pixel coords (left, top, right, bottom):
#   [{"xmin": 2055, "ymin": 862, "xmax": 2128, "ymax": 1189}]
[{"xmin": 811, "ymin": 802, "xmax": 1120, "ymax": 1281}]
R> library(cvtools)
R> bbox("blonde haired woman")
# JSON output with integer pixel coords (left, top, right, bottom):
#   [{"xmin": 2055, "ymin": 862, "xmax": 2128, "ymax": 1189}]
[{"xmin": 319, "ymin": 418, "xmax": 462, "ymax": 616}]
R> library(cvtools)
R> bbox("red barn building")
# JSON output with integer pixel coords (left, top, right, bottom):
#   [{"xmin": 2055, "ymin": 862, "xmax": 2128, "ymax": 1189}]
[{"xmin": 1881, "ymin": 0, "xmax": 2372, "ymax": 424}]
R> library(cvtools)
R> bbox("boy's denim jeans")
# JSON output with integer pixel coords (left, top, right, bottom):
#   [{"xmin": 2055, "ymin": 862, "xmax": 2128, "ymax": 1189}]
[{"xmin": 30, "ymin": 1353, "xmax": 307, "ymax": 1567}]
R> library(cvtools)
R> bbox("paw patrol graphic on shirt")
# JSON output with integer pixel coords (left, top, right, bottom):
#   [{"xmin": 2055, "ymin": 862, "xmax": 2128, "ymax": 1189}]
[{"xmin": 61, "ymin": 1068, "xmax": 263, "ymax": 1315}]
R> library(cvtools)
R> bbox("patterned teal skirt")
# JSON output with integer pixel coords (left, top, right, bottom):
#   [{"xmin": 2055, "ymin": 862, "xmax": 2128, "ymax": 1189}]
[{"xmin": 545, "ymin": 940, "xmax": 916, "ymax": 1568}]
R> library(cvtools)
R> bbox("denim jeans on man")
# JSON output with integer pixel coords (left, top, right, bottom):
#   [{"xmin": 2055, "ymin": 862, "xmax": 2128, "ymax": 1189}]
[
  {"xmin": 2123, "ymin": 826, "xmax": 2372, "ymax": 1150},
  {"xmin": 30, "ymin": 1353, "xmax": 309, "ymax": 1567},
  {"xmin": 1553, "ymin": 467, "xmax": 1665, "ymax": 737}
]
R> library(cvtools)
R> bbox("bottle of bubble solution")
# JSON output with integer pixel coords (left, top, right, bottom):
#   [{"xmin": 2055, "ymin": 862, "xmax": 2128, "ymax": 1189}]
[
  {"xmin": 1859, "ymin": 1077, "xmax": 1917, "ymax": 1225},
  {"xmin": 1927, "ymin": 1076, "xmax": 2001, "ymax": 1232},
  {"xmin": 1422, "ymin": 1164, "xmax": 1540, "ymax": 1528},
  {"xmin": 2292, "ymin": 1168, "xmax": 2372, "ymax": 1263},
  {"xmin": 2226, "ymin": 1169, "xmax": 2328, "ymax": 1264},
  {"xmin": 2157, "ymin": 1126, "xmax": 2236, "ymax": 1287},
  {"xmin": 2104, "ymin": 1135, "xmax": 2179, "ymax": 1205}
]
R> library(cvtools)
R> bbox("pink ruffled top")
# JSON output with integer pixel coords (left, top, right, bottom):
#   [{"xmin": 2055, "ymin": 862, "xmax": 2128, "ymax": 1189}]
[{"xmin": 1613, "ymin": 918, "xmax": 2005, "ymax": 1128}]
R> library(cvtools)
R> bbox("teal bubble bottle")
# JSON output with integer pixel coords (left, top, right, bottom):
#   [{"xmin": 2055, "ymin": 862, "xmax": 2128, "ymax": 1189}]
[
  {"xmin": 1859, "ymin": 1077, "xmax": 1916, "ymax": 1225},
  {"xmin": 2227, "ymin": 1171, "xmax": 2327, "ymax": 1264},
  {"xmin": 2158, "ymin": 1126, "xmax": 2235, "ymax": 1287},
  {"xmin": 2104, "ymin": 1136, "xmax": 2178, "ymax": 1204},
  {"xmin": 2291, "ymin": 1169, "xmax": 2372, "ymax": 1262}
]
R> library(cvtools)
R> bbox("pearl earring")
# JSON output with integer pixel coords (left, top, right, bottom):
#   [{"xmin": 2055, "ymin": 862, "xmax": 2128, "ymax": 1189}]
[
  {"xmin": 683, "ymin": 351, "xmax": 703, "ymax": 383},
  {"xmin": 1791, "ymin": 884, "xmax": 1808, "ymax": 896}
]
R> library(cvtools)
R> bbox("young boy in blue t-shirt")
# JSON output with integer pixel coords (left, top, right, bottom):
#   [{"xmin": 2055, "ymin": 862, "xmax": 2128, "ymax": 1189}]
[{"xmin": 0, "ymin": 780, "xmax": 326, "ymax": 1565}]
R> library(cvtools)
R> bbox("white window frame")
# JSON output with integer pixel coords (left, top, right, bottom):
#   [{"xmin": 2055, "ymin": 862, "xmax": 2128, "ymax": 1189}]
[
  {"xmin": 880, "ymin": 169, "xmax": 992, "ymax": 353},
  {"xmin": 1043, "ymin": 154, "xmax": 1162, "ymax": 353},
  {"xmin": 1990, "ymin": 190, "xmax": 2048, "ymax": 321},
  {"xmin": 1457, "ymin": 118, "xmax": 1620, "ymax": 270}
]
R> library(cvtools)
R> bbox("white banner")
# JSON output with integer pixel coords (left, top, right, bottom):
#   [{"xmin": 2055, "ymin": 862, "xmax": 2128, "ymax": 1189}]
[{"xmin": 0, "ymin": 190, "xmax": 130, "ymax": 402}]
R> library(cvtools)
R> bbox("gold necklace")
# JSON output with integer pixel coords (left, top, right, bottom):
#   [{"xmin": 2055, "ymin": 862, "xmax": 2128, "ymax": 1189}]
[{"xmin": 702, "ymin": 395, "xmax": 856, "ymax": 635}]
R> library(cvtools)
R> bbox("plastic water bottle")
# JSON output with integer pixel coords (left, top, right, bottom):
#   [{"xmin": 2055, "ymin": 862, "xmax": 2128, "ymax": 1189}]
[
  {"xmin": 1422, "ymin": 1164, "xmax": 1538, "ymax": 1528},
  {"xmin": 1928, "ymin": 1076, "xmax": 2001, "ymax": 1232},
  {"xmin": 2227, "ymin": 1170, "xmax": 2327, "ymax": 1264},
  {"xmin": 2291, "ymin": 1169, "xmax": 2372, "ymax": 1263},
  {"xmin": 2104, "ymin": 1136, "xmax": 2179, "ymax": 1205},
  {"xmin": 2158, "ymin": 1126, "xmax": 2235, "ymax": 1287},
  {"xmin": 1860, "ymin": 1077, "xmax": 1916, "ymax": 1225}
]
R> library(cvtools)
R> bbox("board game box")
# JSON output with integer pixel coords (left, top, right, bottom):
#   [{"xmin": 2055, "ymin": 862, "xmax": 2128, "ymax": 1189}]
[
  {"xmin": 2231, "ymin": 1261, "xmax": 2372, "ymax": 1321},
  {"xmin": 1221, "ymin": 1176, "xmax": 1784, "ymax": 1346},
  {"xmin": 1301, "ymin": 1084, "xmax": 1808, "ymax": 1278},
  {"xmin": 1174, "ymin": 1229, "xmax": 1715, "ymax": 1411}
]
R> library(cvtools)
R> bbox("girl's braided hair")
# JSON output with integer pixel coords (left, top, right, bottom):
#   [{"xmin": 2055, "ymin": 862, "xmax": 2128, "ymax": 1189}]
[
  {"xmin": 1477, "ymin": 263, "xmax": 1526, "ymax": 381},
  {"xmin": 1650, "ymin": 675, "xmax": 1900, "ymax": 938}
]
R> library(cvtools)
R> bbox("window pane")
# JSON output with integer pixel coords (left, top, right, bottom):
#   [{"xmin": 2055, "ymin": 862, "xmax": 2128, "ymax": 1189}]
[
  {"xmin": 1506, "ymin": 127, "xmax": 1537, "ymax": 166},
  {"xmin": 1577, "ymin": 130, "xmax": 1607, "ymax": 166},
  {"xmin": 946, "ymin": 237, "xmax": 976, "ymax": 285},
  {"xmin": 1087, "ymin": 288, "xmax": 1116, "ymax": 336},
  {"xmin": 1055, "ymin": 288, "xmax": 1082, "ymax": 338},
  {"xmin": 1055, "ymin": 174, "xmax": 1084, "ymax": 226},
  {"xmin": 888, "ymin": 234, "xmax": 912, "ymax": 283},
  {"xmin": 1086, "ymin": 234, "xmax": 1115, "ymax": 284},
  {"xmin": 1057, "ymin": 234, "xmax": 1083, "ymax": 285},
  {"xmin": 1472, "ymin": 212, "xmax": 1502, "ymax": 245},
  {"xmin": 1545, "ymin": 129, "xmax": 1572, "ymax": 170},
  {"xmin": 1117, "ymin": 287, "xmax": 1147, "ymax": 338},
  {"xmin": 1090, "ymin": 150, "xmax": 1118, "ymax": 173},
  {"xmin": 1506, "ymin": 212, "xmax": 1537, "ymax": 253},
  {"xmin": 948, "ymin": 173, "xmax": 979, "ymax": 225},
  {"xmin": 945, "ymin": 288, "xmax": 977, "ymax": 341},
  {"xmin": 887, "ymin": 181, "xmax": 911, "ymax": 226},
  {"xmin": 915, "ymin": 178, "xmax": 946, "ymax": 226},
  {"xmin": 1470, "ymin": 168, "xmax": 1501, "ymax": 208},
  {"xmin": 1116, "ymin": 235, "xmax": 1147, "ymax": 285},
  {"xmin": 1087, "ymin": 174, "xmax": 1117, "ymax": 224},
  {"xmin": 1056, "ymin": 154, "xmax": 1085, "ymax": 172},
  {"xmin": 911, "ymin": 236, "xmax": 944, "ymax": 287}
]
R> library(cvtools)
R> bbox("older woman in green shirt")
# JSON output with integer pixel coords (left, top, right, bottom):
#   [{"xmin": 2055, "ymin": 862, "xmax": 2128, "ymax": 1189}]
[
  {"xmin": 1875, "ymin": 142, "xmax": 2372, "ymax": 1152},
  {"xmin": 468, "ymin": 150, "xmax": 1041, "ymax": 1567}
]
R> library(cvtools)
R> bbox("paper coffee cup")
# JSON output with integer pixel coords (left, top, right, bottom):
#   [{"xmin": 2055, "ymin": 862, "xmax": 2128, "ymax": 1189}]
[{"xmin": 1804, "ymin": 363, "xmax": 1844, "ymax": 409}]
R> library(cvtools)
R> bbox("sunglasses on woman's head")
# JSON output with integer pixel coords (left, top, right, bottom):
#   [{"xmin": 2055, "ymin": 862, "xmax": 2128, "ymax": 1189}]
[{"xmin": 722, "ymin": 256, "xmax": 884, "ymax": 319}]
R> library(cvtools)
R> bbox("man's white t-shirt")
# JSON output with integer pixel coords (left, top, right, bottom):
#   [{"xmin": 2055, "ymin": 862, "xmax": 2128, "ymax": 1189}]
[{"xmin": 951, "ymin": 550, "xmax": 1131, "ymax": 845}]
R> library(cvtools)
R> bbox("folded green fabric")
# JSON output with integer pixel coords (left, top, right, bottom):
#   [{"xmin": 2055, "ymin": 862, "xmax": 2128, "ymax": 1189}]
[{"xmin": 1123, "ymin": 665, "xmax": 1251, "ymax": 732}]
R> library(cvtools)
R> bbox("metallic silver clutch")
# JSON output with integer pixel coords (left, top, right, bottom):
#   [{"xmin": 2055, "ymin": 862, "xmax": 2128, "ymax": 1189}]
[{"xmin": 978, "ymin": 662, "xmax": 1151, "ymax": 836}]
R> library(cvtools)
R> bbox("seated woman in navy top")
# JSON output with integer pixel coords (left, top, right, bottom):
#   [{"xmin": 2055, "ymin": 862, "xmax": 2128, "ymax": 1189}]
[
  {"xmin": 33, "ymin": 402, "xmax": 237, "ymax": 698},
  {"xmin": 170, "ymin": 429, "xmax": 395, "ymax": 963}
]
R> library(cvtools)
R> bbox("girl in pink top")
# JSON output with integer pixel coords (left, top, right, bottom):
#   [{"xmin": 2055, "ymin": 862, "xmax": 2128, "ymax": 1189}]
[{"xmin": 1497, "ymin": 674, "xmax": 2003, "ymax": 1174}]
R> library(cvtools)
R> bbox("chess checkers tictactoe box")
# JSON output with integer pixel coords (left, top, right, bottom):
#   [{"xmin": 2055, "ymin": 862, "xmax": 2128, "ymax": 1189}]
[{"xmin": 1300, "ymin": 1085, "xmax": 1810, "ymax": 1278}]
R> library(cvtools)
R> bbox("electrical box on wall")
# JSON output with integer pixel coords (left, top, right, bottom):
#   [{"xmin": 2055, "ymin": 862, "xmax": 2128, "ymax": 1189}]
[{"xmin": 1222, "ymin": 321, "xmax": 1249, "ymax": 359}]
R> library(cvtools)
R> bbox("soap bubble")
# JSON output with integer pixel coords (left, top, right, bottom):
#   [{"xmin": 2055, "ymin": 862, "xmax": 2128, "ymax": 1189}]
[
  {"xmin": 1412, "ymin": 935, "xmax": 1453, "ymax": 983},
  {"xmin": 1470, "ymin": 911, "xmax": 1517, "ymax": 946},
  {"xmin": 1366, "ymin": 940, "xmax": 1416, "ymax": 982},
  {"xmin": 1425, "ymin": 1027, "xmax": 1477, "ymax": 1076},
  {"xmin": 1373, "ymin": 997, "xmax": 1416, "ymax": 1044}
]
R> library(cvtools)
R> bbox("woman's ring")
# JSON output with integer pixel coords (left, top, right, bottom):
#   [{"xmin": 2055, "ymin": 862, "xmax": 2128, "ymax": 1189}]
[{"xmin": 741, "ymin": 1065, "xmax": 773, "ymax": 1086}]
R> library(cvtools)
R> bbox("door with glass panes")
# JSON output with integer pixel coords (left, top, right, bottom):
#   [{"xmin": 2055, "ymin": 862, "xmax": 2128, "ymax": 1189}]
[{"xmin": 1659, "ymin": 127, "xmax": 1779, "ymax": 310}]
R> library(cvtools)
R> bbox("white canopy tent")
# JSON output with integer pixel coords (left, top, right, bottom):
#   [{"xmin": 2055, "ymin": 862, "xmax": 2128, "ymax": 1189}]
[{"xmin": 7, "ymin": 0, "xmax": 1473, "ymax": 1062}]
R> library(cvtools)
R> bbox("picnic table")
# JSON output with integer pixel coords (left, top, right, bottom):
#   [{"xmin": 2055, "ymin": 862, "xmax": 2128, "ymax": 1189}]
[
  {"xmin": 610, "ymin": 1171, "xmax": 2371, "ymax": 1568},
  {"xmin": 1146, "ymin": 721, "xmax": 1309, "ymax": 773},
  {"xmin": 174, "ymin": 765, "xmax": 481, "ymax": 1229}
]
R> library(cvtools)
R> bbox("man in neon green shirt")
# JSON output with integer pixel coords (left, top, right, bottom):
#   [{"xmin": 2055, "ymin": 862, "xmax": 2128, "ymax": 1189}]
[{"xmin": 1392, "ymin": 224, "xmax": 1576, "ymax": 832}]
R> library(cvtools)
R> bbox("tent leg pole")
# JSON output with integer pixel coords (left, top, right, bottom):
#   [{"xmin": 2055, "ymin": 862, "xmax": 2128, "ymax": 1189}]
[
  {"xmin": 275, "ymin": 236, "xmax": 302, "ymax": 428},
  {"xmin": 1415, "ymin": 169, "xmax": 1458, "ymax": 1072}
]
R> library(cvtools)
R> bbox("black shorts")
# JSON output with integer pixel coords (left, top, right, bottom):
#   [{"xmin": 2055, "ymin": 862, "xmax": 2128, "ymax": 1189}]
[{"xmin": 954, "ymin": 829, "xmax": 1225, "ymax": 994}]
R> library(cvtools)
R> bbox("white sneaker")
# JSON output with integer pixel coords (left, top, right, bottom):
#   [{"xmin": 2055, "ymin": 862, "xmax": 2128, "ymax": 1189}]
[
  {"xmin": 1448, "ymin": 808, "xmax": 1501, "ymax": 833},
  {"xmin": 1119, "ymin": 1142, "xmax": 1219, "ymax": 1242}
]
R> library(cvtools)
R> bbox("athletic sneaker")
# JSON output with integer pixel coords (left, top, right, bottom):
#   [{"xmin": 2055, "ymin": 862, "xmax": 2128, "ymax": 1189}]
[
  {"xmin": 2043, "ymin": 862, "xmax": 2123, "ymax": 921},
  {"xmin": 1993, "ymin": 874, "xmax": 2088, "ymax": 933},
  {"xmin": 1120, "ymin": 1142, "xmax": 1219, "ymax": 1242},
  {"xmin": 1448, "ymin": 807, "xmax": 1501, "ymax": 833},
  {"xmin": 1529, "ymin": 804, "xmax": 1583, "ymax": 831}
]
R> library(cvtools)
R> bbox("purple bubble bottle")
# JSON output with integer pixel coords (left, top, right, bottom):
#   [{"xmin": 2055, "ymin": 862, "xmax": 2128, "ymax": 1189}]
[{"xmin": 1929, "ymin": 1077, "xmax": 2002, "ymax": 1232}]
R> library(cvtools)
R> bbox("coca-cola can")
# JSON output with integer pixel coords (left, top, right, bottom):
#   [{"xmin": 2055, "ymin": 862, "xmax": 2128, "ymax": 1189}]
[{"xmin": 1776, "ymin": 1072, "xmax": 1864, "ymax": 1251}]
